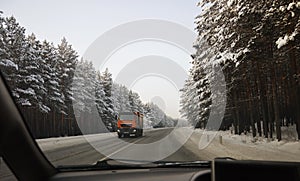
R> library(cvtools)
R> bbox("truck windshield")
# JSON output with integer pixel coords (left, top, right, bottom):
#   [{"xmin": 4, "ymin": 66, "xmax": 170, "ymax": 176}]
[
  {"xmin": 119, "ymin": 115, "xmax": 134, "ymax": 120},
  {"xmin": 120, "ymin": 124, "xmax": 132, "ymax": 127}
]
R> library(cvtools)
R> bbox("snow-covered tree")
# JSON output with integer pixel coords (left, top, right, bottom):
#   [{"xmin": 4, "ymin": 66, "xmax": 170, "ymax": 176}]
[
  {"xmin": 72, "ymin": 59, "xmax": 107, "ymax": 134},
  {"xmin": 99, "ymin": 68, "xmax": 115, "ymax": 127},
  {"xmin": 15, "ymin": 33, "xmax": 49, "ymax": 111},
  {"xmin": 128, "ymin": 90, "xmax": 144, "ymax": 113},
  {"xmin": 40, "ymin": 40, "xmax": 64, "ymax": 112},
  {"xmin": 143, "ymin": 102, "xmax": 175, "ymax": 128},
  {"xmin": 112, "ymin": 83, "xmax": 131, "ymax": 113},
  {"xmin": 95, "ymin": 71, "xmax": 108, "ymax": 116},
  {"xmin": 0, "ymin": 13, "xmax": 176, "ymax": 138},
  {"xmin": 181, "ymin": 0, "xmax": 300, "ymax": 141},
  {"xmin": 56, "ymin": 37, "xmax": 78, "ymax": 114},
  {"xmin": 112, "ymin": 83, "xmax": 175, "ymax": 128},
  {"xmin": 0, "ymin": 15, "xmax": 26, "ymax": 96}
]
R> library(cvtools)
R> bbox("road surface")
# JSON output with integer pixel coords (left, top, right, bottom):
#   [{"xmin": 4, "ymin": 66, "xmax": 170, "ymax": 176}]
[
  {"xmin": 2, "ymin": 127, "xmax": 299, "ymax": 180},
  {"xmin": 43, "ymin": 128, "xmax": 201, "ymax": 165},
  {"xmin": 0, "ymin": 128, "xmax": 201, "ymax": 180}
]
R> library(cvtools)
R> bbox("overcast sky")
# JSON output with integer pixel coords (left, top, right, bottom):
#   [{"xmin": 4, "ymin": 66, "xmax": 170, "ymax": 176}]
[
  {"xmin": 1, "ymin": 0, "xmax": 200, "ymax": 118},
  {"xmin": 2, "ymin": 0, "xmax": 199, "ymax": 56}
]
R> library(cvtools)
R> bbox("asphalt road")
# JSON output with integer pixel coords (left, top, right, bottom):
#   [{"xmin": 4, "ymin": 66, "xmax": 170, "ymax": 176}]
[
  {"xmin": 46, "ymin": 128, "xmax": 201, "ymax": 165},
  {"xmin": 3, "ymin": 126, "xmax": 298, "ymax": 180},
  {"xmin": 0, "ymin": 128, "xmax": 201, "ymax": 180}
]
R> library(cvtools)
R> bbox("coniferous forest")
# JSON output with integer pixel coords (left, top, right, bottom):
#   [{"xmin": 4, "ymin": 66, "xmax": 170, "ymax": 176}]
[
  {"xmin": 2, "ymin": 1, "xmax": 300, "ymax": 141},
  {"xmin": 180, "ymin": 1, "xmax": 300, "ymax": 141},
  {"xmin": 0, "ymin": 12, "xmax": 175, "ymax": 138}
]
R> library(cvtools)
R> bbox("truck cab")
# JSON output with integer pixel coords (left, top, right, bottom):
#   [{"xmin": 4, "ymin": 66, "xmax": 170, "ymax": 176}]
[{"xmin": 117, "ymin": 112, "xmax": 143, "ymax": 138}]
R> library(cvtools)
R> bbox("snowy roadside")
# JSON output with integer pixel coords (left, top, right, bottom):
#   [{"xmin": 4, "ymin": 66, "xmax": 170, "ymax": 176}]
[
  {"xmin": 178, "ymin": 127, "xmax": 300, "ymax": 162},
  {"xmin": 36, "ymin": 132, "xmax": 117, "ymax": 151},
  {"xmin": 36, "ymin": 128, "xmax": 155, "ymax": 152}
]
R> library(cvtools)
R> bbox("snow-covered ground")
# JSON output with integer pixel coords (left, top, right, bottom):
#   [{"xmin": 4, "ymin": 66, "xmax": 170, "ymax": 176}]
[
  {"xmin": 185, "ymin": 126, "xmax": 300, "ymax": 162},
  {"xmin": 36, "ymin": 132, "xmax": 116, "ymax": 151},
  {"xmin": 36, "ymin": 129, "xmax": 153, "ymax": 152}
]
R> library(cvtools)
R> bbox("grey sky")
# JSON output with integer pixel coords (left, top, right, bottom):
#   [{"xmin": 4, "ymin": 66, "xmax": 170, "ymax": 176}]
[
  {"xmin": 1, "ymin": 0, "xmax": 200, "ymax": 118},
  {"xmin": 2, "ymin": 0, "xmax": 199, "ymax": 56}
]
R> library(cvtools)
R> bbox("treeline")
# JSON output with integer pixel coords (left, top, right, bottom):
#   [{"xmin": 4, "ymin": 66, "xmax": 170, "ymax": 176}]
[
  {"xmin": 0, "ymin": 13, "xmax": 175, "ymax": 138},
  {"xmin": 0, "ymin": 13, "xmax": 80, "ymax": 138},
  {"xmin": 180, "ymin": 0, "xmax": 300, "ymax": 141},
  {"xmin": 68, "ymin": 60, "xmax": 177, "ymax": 135},
  {"xmin": 112, "ymin": 84, "xmax": 176, "ymax": 128}
]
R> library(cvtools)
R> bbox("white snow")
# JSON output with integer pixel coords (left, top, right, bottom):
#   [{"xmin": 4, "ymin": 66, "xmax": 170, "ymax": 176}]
[
  {"xmin": 21, "ymin": 101, "xmax": 32, "ymax": 106},
  {"xmin": 276, "ymin": 36, "xmax": 288, "ymax": 49},
  {"xmin": 39, "ymin": 104, "xmax": 51, "ymax": 113},
  {"xmin": 36, "ymin": 132, "xmax": 116, "ymax": 151},
  {"xmin": 12, "ymin": 91, "xmax": 20, "ymax": 98},
  {"xmin": 291, "ymin": 11, "xmax": 295, "ymax": 17},
  {"xmin": 279, "ymin": 6, "xmax": 285, "ymax": 12},
  {"xmin": 287, "ymin": 2, "xmax": 296, "ymax": 11},
  {"xmin": 0, "ymin": 59, "xmax": 18, "ymax": 70},
  {"xmin": 186, "ymin": 126, "xmax": 300, "ymax": 162},
  {"xmin": 227, "ymin": 0, "xmax": 234, "ymax": 7},
  {"xmin": 49, "ymin": 80, "xmax": 59, "ymax": 86},
  {"xmin": 276, "ymin": 31, "xmax": 297, "ymax": 49},
  {"xmin": 16, "ymin": 88, "xmax": 36, "ymax": 96}
]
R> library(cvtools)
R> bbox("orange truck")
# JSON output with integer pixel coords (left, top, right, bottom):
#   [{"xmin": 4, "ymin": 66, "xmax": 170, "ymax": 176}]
[{"xmin": 117, "ymin": 112, "xmax": 143, "ymax": 138}]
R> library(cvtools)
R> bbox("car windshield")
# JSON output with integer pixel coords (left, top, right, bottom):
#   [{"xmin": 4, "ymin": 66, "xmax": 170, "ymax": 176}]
[{"xmin": 1, "ymin": 0, "xmax": 300, "ymax": 171}]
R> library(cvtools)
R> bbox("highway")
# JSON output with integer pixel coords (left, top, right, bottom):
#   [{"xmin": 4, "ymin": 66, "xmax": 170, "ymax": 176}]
[
  {"xmin": 0, "ymin": 128, "xmax": 202, "ymax": 180},
  {"xmin": 44, "ymin": 128, "xmax": 201, "ymax": 166},
  {"xmin": 2, "ymin": 127, "xmax": 299, "ymax": 180}
]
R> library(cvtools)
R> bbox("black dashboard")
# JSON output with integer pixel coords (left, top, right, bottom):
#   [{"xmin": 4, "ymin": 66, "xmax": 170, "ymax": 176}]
[
  {"xmin": 51, "ymin": 167, "xmax": 211, "ymax": 181},
  {"xmin": 50, "ymin": 159, "xmax": 300, "ymax": 181}
]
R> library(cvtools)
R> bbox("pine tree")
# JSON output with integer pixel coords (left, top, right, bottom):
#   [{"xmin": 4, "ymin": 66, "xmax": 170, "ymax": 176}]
[
  {"xmin": 0, "ymin": 15, "xmax": 26, "ymax": 98},
  {"xmin": 40, "ymin": 40, "xmax": 64, "ymax": 111},
  {"xmin": 56, "ymin": 37, "xmax": 78, "ymax": 136},
  {"xmin": 184, "ymin": 0, "xmax": 300, "ymax": 141},
  {"xmin": 99, "ymin": 68, "xmax": 115, "ymax": 128},
  {"xmin": 57, "ymin": 37, "xmax": 77, "ymax": 112},
  {"xmin": 40, "ymin": 40, "xmax": 65, "ymax": 136},
  {"xmin": 128, "ymin": 90, "xmax": 144, "ymax": 113},
  {"xmin": 73, "ymin": 59, "xmax": 104, "ymax": 134},
  {"xmin": 112, "ymin": 83, "xmax": 131, "ymax": 113}
]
